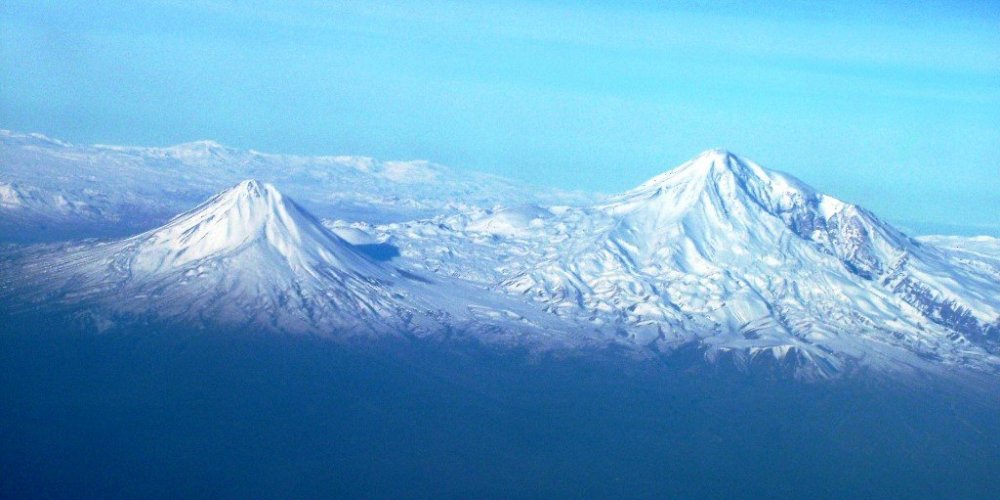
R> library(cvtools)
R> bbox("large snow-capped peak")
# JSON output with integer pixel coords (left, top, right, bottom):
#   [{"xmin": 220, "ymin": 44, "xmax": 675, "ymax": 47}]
[
  {"xmin": 599, "ymin": 149, "xmax": 911, "ymax": 272},
  {"xmin": 131, "ymin": 179, "xmax": 377, "ymax": 276},
  {"xmin": 481, "ymin": 150, "xmax": 1000, "ymax": 377}
]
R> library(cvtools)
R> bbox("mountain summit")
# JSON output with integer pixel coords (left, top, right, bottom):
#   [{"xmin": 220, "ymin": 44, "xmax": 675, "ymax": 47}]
[
  {"xmin": 615, "ymin": 149, "xmax": 815, "ymax": 205},
  {"xmin": 131, "ymin": 179, "xmax": 379, "ymax": 276},
  {"xmin": 603, "ymin": 149, "xmax": 832, "ymax": 259}
]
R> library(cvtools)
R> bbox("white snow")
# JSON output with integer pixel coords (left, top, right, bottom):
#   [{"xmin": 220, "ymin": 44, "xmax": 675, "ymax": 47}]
[
  {"xmin": 370, "ymin": 149, "xmax": 1000, "ymax": 378},
  {"xmin": 2, "ymin": 134, "xmax": 999, "ymax": 381}
]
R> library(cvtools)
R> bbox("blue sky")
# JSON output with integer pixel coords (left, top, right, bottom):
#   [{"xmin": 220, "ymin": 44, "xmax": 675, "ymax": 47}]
[{"xmin": 2, "ymin": 1, "xmax": 998, "ymax": 235}]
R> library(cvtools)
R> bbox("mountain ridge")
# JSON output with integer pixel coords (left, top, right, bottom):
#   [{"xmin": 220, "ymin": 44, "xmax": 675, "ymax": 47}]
[{"xmin": 0, "ymin": 129, "xmax": 586, "ymax": 243}]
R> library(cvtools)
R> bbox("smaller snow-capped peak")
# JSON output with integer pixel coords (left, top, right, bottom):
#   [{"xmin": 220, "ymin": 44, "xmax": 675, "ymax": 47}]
[{"xmin": 130, "ymin": 179, "xmax": 375, "ymax": 275}]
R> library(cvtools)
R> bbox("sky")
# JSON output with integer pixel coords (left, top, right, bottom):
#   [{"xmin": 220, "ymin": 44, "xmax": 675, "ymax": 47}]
[{"xmin": 2, "ymin": 0, "xmax": 998, "ymax": 235}]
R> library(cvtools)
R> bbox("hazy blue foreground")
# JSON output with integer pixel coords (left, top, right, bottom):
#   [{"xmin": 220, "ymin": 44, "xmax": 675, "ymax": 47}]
[{"xmin": 2, "ymin": 315, "xmax": 999, "ymax": 499}]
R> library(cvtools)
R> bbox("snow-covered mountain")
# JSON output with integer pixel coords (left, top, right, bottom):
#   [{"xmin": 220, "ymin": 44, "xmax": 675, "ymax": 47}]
[
  {"xmin": 0, "ymin": 180, "xmax": 592, "ymax": 347},
  {"xmin": 369, "ymin": 150, "xmax": 1000, "ymax": 378},
  {"xmin": 0, "ymin": 130, "xmax": 587, "ymax": 243},
  {"xmin": 3, "ymin": 180, "xmax": 401, "ymax": 333},
  {"xmin": 2, "ymin": 134, "xmax": 999, "ymax": 381}
]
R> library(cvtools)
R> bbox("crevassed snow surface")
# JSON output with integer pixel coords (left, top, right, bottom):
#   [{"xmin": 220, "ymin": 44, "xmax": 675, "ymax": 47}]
[{"xmin": 2, "ymin": 134, "xmax": 999, "ymax": 380}]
